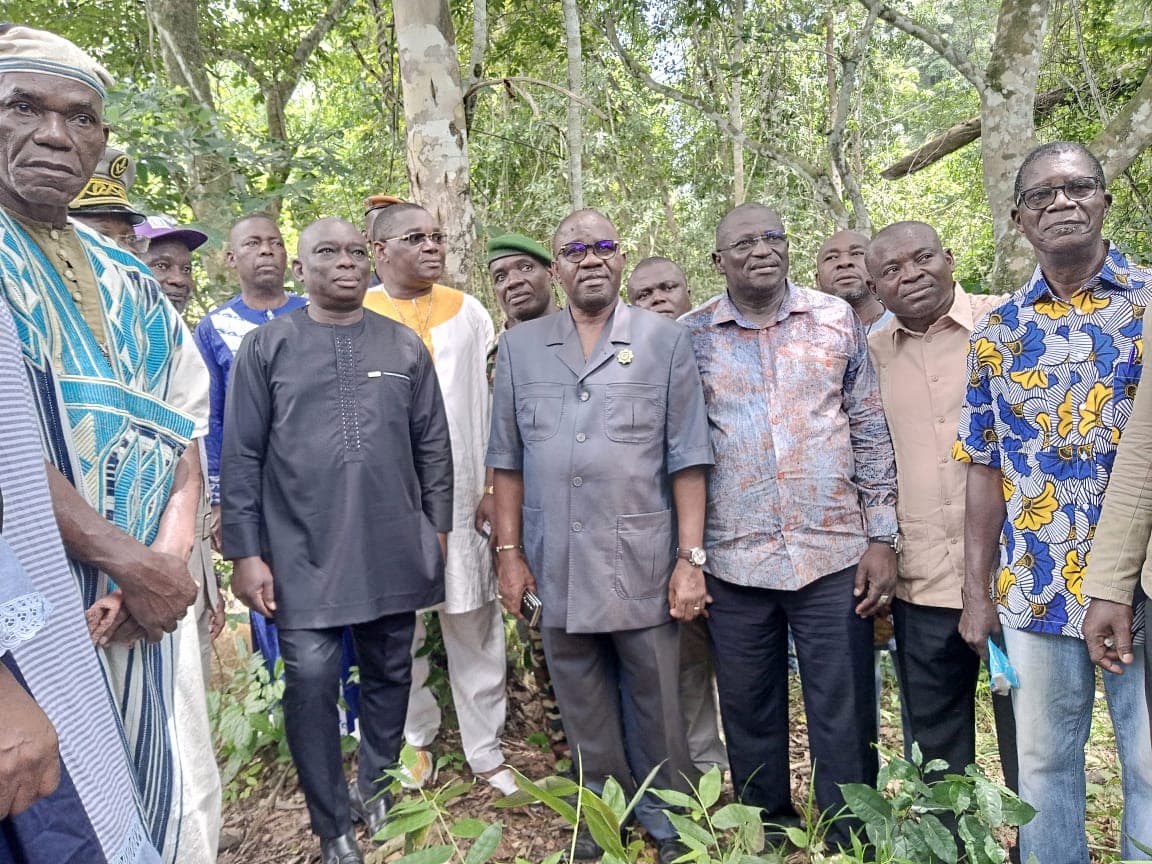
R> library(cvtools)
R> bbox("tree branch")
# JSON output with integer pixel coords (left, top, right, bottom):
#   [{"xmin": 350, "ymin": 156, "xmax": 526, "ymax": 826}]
[
  {"xmin": 856, "ymin": 0, "xmax": 985, "ymax": 92},
  {"xmin": 1093, "ymin": 60, "xmax": 1152, "ymax": 183},
  {"xmin": 221, "ymin": 48, "xmax": 268, "ymax": 89},
  {"xmin": 828, "ymin": 8, "xmax": 876, "ymax": 230},
  {"xmin": 463, "ymin": 76, "xmax": 608, "ymax": 121},
  {"xmin": 291, "ymin": 0, "xmax": 355, "ymax": 73}
]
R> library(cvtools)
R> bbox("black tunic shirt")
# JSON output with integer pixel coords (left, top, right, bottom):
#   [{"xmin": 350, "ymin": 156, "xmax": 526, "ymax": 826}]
[{"xmin": 221, "ymin": 307, "xmax": 453, "ymax": 629}]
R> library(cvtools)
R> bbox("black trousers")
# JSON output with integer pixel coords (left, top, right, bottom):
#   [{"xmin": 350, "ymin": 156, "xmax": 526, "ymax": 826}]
[
  {"xmin": 279, "ymin": 612, "xmax": 416, "ymax": 839},
  {"xmin": 891, "ymin": 600, "xmax": 1019, "ymax": 790},
  {"xmin": 706, "ymin": 567, "xmax": 877, "ymax": 849}
]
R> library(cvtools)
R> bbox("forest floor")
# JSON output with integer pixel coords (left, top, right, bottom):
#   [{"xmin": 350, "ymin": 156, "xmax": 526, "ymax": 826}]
[{"xmin": 207, "ymin": 618, "xmax": 1127, "ymax": 864}]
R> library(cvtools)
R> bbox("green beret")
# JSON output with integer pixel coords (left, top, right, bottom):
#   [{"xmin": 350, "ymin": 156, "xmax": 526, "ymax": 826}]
[{"xmin": 486, "ymin": 233, "xmax": 552, "ymax": 266}]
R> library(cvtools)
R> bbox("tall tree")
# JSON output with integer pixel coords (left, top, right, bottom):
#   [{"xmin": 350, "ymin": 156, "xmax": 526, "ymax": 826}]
[
  {"xmin": 861, "ymin": 0, "xmax": 1152, "ymax": 290},
  {"xmin": 562, "ymin": 0, "xmax": 585, "ymax": 209},
  {"xmin": 392, "ymin": 0, "xmax": 477, "ymax": 291}
]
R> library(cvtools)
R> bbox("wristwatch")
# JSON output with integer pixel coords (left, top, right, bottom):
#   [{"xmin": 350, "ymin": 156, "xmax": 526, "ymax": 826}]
[
  {"xmin": 869, "ymin": 533, "xmax": 903, "ymax": 554},
  {"xmin": 676, "ymin": 546, "xmax": 708, "ymax": 567}
]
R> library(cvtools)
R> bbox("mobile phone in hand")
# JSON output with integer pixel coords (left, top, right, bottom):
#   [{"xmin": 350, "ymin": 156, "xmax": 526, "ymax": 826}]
[{"xmin": 520, "ymin": 589, "xmax": 542, "ymax": 627}]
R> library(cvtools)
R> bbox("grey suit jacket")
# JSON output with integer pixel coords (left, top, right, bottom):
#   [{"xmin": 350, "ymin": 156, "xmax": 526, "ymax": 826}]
[{"xmin": 487, "ymin": 301, "xmax": 713, "ymax": 634}]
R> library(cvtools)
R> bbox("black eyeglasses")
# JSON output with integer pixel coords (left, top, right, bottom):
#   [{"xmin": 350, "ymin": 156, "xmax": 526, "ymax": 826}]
[
  {"xmin": 1016, "ymin": 177, "xmax": 1102, "ymax": 211},
  {"xmin": 558, "ymin": 240, "xmax": 619, "ymax": 264},
  {"xmin": 378, "ymin": 231, "xmax": 447, "ymax": 246},
  {"xmin": 717, "ymin": 230, "xmax": 788, "ymax": 254}
]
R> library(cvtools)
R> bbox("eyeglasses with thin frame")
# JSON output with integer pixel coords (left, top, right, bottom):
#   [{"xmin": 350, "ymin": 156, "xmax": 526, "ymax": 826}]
[
  {"xmin": 716, "ymin": 230, "xmax": 788, "ymax": 255},
  {"xmin": 558, "ymin": 240, "xmax": 620, "ymax": 264},
  {"xmin": 1016, "ymin": 177, "xmax": 1103, "ymax": 211},
  {"xmin": 118, "ymin": 234, "xmax": 150, "ymax": 254},
  {"xmin": 377, "ymin": 231, "xmax": 447, "ymax": 246}
]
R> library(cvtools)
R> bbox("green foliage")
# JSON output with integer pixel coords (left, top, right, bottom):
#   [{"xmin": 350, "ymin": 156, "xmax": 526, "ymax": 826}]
[
  {"xmin": 377, "ymin": 746, "xmax": 504, "ymax": 864},
  {"xmin": 840, "ymin": 744, "xmax": 1034, "ymax": 864},
  {"xmin": 206, "ymin": 637, "xmax": 290, "ymax": 801}
]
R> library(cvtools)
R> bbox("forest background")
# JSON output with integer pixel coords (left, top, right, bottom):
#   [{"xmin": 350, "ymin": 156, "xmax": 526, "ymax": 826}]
[{"xmin": 9, "ymin": 0, "xmax": 1152, "ymax": 317}]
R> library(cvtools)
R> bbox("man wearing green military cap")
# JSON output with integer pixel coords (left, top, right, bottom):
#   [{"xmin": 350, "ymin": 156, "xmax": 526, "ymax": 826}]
[{"xmin": 486, "ymin": 232, "xmax": 558, "ymax": 326}]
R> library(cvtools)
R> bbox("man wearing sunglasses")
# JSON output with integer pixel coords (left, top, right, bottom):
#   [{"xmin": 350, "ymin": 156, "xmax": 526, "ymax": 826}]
[
  {"xmin": 679, "ymin": 203, "xmax": 898, "ymax": 851},
  {"xmin": 958, "ymin": 141, "xmax": 1152, "ymax": 864},
  {"xmin": 364, "ymin": 204, "xmax": 516, "ymax": 796},
  {"xmin": 487, "ymin": 209, "xmax": 712, "ymax": 864}
]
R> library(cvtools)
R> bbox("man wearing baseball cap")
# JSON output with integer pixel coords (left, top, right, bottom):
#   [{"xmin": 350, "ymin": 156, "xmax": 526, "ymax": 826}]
[{"xmin": 136, "ymin": 214, "xmax": 209, "ymax": 313}]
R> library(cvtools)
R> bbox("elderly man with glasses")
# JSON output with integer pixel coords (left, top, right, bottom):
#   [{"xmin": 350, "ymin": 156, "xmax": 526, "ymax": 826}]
[
  {"xmin": 957, "ymin": 141, "xmax": 1152, "ymax": 864},
  {"xmin": 679, "ymin": 203, "xmax": 898, "ymax": 852},
  {"xmin": 363, "ymin": 203, "xmax": 517, "ymax": 796},
  {"xmin": 487, "ymin": 209, "xmax": 713, "ymax": 864}
]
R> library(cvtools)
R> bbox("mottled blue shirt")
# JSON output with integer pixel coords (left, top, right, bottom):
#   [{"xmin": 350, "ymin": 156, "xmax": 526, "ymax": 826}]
[{"xmin": 680, "ymin": 286, "xmax": 898, "ymax": 590}]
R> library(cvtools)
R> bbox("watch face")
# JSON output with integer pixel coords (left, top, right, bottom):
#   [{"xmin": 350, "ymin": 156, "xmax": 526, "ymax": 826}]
[{"xmin": 689, "ymin": 548, "xmax": 707, "ymax": 566}]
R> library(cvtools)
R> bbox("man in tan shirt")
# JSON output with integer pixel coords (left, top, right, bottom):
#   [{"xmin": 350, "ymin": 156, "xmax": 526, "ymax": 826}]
[
  {"xmin": 866, "ymin": 221, "xmax": 1018, "ymax": 787},
  {"xmin": 1083, "ymin": 363, "xmax": 1152, "ymax": 746}
]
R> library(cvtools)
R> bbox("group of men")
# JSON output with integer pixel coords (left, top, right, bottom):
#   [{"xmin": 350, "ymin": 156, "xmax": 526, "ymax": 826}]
[{"xmin": 2, "ymin": 22, "xmax": 1151, "ymax": 864}]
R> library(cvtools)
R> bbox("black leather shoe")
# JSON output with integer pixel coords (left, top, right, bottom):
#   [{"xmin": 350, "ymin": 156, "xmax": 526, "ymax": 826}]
[
  {"xmin": 570, "ymin": 826, "xmax": 603, "ymax": 861},
  {"xmin": 657, "ymin": 839, "xmax": 689, "ymax": 864},
  {"xmin": 350, "ymin": 784, "xmax": 390, "ymax": 841},
  {"xmin": 320, "ymin": 830, "xmax": 363, "ymax": 864}
]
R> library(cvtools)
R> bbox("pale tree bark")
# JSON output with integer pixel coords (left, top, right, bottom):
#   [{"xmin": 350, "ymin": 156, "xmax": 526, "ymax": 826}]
[
  {"xmin": 862, "ymin": 0, "xmax": 1152, "ymax": 291},
  {"xmin": 463, "ymin": 0, "xmax": 487, "ymax": 128},
  {"xmin": 827, "ymin": 8, "xmax": 876, "ymax": 231},
  {"xmin": 728, "ymin": 0, "xmax": 746, "ymax": 206},
  {"xmin": 393, "ymin": 0, "xmax": 477, "ymax": 291},
  {"xmin": 562, "ymin": 0, "xmax": 585, "ymax": 210}
]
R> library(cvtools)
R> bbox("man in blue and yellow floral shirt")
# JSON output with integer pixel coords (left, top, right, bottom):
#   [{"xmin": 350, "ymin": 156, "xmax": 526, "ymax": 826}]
[{"xmin": 956, "ymin": 141, "xmax": 1152, "ymax": 864}]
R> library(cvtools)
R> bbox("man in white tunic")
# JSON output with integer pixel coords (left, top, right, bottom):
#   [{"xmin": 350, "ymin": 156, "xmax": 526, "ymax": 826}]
[{"xmin": 364, "ymin": 203, "xmax": 514, "ymax": 794}]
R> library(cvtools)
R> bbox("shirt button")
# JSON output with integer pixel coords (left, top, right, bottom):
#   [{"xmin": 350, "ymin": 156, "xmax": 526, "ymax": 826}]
[
  {"xmin": 925, "ymin": 335, "xmax": 933, "ymax": 343},
  {"xmin": 572, "ymin": 477, "xmax": 583, "ymax": 487},
  {"xmin": 579, "ymin": 391, "xmax": 590, "ymax": 402},
  {"xmin": 64, "ymin": 268, "xmax": 77, "ymax": 280},
  {"xmin": 951, "ymin": 538, "xmax": 959, "ymax": 545},
  {"xmin": 572, "ymin": 521, "xmax": 583, "ymax": 532},
  {"xmin": 56, "ymin": 249, "xmax": 67, "ymax": 260},
  {"xmin": 50, "ymin": 229, "xmax": 60, "ymax": 240},
  {"xmin": 72, "ymin": 292, "xmax": 83, "ymax": 302},
  {"xmin": 938, "ymin": 417, "xmax": 946, "ymax": 424},
  {"xmin": 576, "ymin": 432, "xmax": 587, "ymax": 443},
  {"xmin": 944, "ymin": 498, "xmax": 952, "ymax": 505},
  {"xmin": 931, "ymin": 375, "xmax": 939, "ymax": 382}
]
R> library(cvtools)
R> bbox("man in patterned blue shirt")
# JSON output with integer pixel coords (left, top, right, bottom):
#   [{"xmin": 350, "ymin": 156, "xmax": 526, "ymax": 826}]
[{"xmin": 956, "ymin": 141, "xmax": 1152, "ymax": 864}]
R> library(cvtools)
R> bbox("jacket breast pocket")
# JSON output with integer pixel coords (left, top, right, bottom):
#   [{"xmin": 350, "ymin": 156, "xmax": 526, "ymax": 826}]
[
  {"xmin": 614, "ymin": 509, "xmax": 674, "ymax": 600},
  {"xmin": 515, "ymin": 383, "xmax": 564, "ymax": 442},
  {"xmin": 604, "ymin": 383, "xmax": 664, "ymax": 444}
]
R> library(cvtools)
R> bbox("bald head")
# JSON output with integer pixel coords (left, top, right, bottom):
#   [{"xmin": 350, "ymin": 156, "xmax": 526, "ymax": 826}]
[
  {"xmin": 865, "ymin": 221, "xmax": 955, "ymax": 332},
  {"xmin": 715, "ymin": 203, "xmax": 782, "ymax": 249},
  {"xmin": 292, "ymin": 217, "xmax": 371, "ymax": 313},
  {"xmin": 815, "ymin": 229, "xmax": 871, "ymax": 305},
  {"xmin": 552, "ymin": 209, "xmax": 625, "ymax": 315},
  {"xmin": 227, "ymin": 213, "xmax": 287, "ymax": 295},
  {"xmin": 553, "ymin": 209, "xmax": 615, "ymax": 253},
  {"xmin": 627, "ymin": 257, "xmax": 690, "ymax": 318},
  {"xmin": 370, "ymin": 203, "xmax": 430, "ymax": 243}
]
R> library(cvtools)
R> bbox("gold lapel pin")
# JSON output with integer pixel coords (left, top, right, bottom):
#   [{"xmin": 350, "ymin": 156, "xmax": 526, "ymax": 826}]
[{"xmin": 617, "ymin": 349, "xmax": 634, "ymax": 366}]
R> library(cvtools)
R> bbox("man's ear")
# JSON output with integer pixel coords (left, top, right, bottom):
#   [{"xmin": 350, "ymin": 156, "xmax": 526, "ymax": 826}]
[
  {"xmin": 711, "ymin": 251, "xmax": 724, "ymax": 275},
  {"xmin": 291, "ymin": 259, "xmax": 305, "ymax": 282},
  {"xmin": 866, "ymin": 277, "xmax": 879, "ymax": 299},
  {"xmin": 225, "ymin": 250, "xmax": 236, "ymax": 269}
]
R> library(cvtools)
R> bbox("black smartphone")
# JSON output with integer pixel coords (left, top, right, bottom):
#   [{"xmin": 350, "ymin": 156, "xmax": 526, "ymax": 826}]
[{"xmin": 520, "ymin": 589, "xmax": 542, "ymax": 627}]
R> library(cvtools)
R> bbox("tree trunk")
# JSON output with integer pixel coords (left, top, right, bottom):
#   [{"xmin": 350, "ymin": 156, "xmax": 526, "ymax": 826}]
[
  {"xmin": 981, "ymin": 0, "xmax": 1051, "ymax": 292},
  {"xmin": 729, "ymin": 0, "xmax": 745, "ymax": 206},
  {"xmin": 393, "ymin": 0, "xmax": 477, "ymax": 292},
  {"xmin": 562, "ymin": 0, "xmax": 584, "ymax": 210}
]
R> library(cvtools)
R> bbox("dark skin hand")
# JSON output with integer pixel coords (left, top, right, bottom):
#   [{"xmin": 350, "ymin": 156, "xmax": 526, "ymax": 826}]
[
  {"xmin": 959, "ymin": 463, "xmax": 1005, "ymax": 659},
  {"xmin": 0, "ymin": 664, "xmax": 61, "ymax": 819},
  {"xmin": 854, "ymin": 544, "xmax": 898, "ymax": 617},
  {"xmin": 1083, "ymin": 598, "xmax": 1136, "ymax": 674},
  {"xmin": 668, "ymin": 467, "xmax": 709, "ymax": 622},
  {"xmin": 47, "ymin": 459, "xmax": 198, "ymax": 642},
  {"xmin": 492, "ymin": 469, "xmax": 536, "ymax": 619},
  {"xmin": 473, "ymin": 468, "xmax": 497, "ymax": 546}
]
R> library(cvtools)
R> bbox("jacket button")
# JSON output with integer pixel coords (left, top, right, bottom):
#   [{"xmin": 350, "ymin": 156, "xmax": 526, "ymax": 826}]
[
  {"xmin": 572, "ymin": 521, "xmax": 583, "ymax": 532},
  {"xmin": 572, "ymin": 477, "xmax": 583, "ymax": 487}
]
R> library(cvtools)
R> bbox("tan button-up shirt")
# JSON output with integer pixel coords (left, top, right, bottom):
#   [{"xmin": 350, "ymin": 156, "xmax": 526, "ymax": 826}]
[{"xmin": 868, "ymin": 285, "xmax": 1006, "ymax": 608}]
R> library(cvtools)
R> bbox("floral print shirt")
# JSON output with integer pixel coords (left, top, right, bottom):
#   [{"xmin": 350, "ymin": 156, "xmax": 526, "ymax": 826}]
[{"xmin": 955, "ymin": 244, "xmax": 1152, "ymax": 637}]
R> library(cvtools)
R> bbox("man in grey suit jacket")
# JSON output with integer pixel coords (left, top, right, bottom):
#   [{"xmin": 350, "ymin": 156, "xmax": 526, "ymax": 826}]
[{"xmin": 487, "ymin": 209, "xmax": 713, "ymax": 864}]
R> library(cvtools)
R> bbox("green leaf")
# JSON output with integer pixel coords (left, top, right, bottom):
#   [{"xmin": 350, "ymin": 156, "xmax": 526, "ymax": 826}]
[
  {"xmin": 998, "ymin": 794, "xmax": 1036, "ymax": 827},
  {"xmin": 510, "ymin": 774, "xmax": 577, "ymax": 823},
  {"xmin": 602, "ymin": 777, "xmax": 628, "ymax": 822},
  {"xmin": 698, "ymin": 766, "xmax": 722, "ymax": 808},
  {"xmin": 450, "ymin": 818, "xmax": 490, "ymax": 839},
  {"xmin": 710, "ymin": 803, "xmax": 756, "ymax": 830},
  {"xmin": 650, "ymin": 788, "xmax": 699, "ymax": 810},
  {"xmin": 465, "ymin": 822, "xmax": 503, "ymax": 864},
  {"xmin": 974, "ymin": 781, "xmax": 1004, "ymax": 826},
  {"xmin": 958, "ymin": 815, "xmax": 995, "ymax": 864},
  {"xmin": 666, "ymin": 812, "xmax": 714, "ymax": 848},
  {"xmin": 840, "ymin": 783, "xmax": 893, "ymax": 824},
  {"xmin": 783, "ymin": 826, "xmax": 810, "ymax": 848},
  {"xmin": 931, "ymin": 781, "xmax": 972, "ymax": 816},
  {"xmin": 924, "ymin": 758, "xmax": 950, "ymax": 775},
  {"xmin": 390, "ymin": 845, "xmax": 454, "ymax": 864},
  {"xmin": 583, "ymin": 803, "xmax": 626, "ymax": 859},
  {"xmin": 378, "ymin": 808, "xmax": 439, "ymax": 839},
  {"xmin": 919, "ymin": 813, "xmax": 959, "ymax": 863}
]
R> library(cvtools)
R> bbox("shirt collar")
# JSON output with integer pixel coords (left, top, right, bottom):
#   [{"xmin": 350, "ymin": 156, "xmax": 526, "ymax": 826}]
[
  {"xmin": 1020, "ymin": 241, "xmax": 1132, "ymax": 306},
  {"xmin": 546, "ymin": 298, "xmax": 631, "ymax": 346},
  {"xmin": 710, "ymin": 281, "xmax": 809, "ymax": 328}
]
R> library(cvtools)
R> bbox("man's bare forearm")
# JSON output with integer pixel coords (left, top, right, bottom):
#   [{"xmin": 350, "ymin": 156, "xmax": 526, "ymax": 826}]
[
  {"xmin": 46, "ymin": 460, "xmax": 138, "ymax": 576},
  {"xmin": 151, "ymin": 441, "xmax": 202, "ymax": 562},
  {"xmin": 963, "ymin": 463, "xmax": 1006, "ymax": 601},
  {"xmin": 492, "ymin": 468, "xmax": 525, "ymax": 548},
  {"xmin": 671, "ymin": 466, "xmax": 707, "ymax": 549}
]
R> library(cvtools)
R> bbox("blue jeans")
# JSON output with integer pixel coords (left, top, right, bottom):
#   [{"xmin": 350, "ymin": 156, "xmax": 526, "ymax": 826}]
[{"xmin": 1003, "ymin": 627, "xmax": 1152, "ymax": 863}]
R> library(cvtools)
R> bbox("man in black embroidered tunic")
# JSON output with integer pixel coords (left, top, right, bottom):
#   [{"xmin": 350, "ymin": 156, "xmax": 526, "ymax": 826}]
[{"xmin": 220, "ymin": 218, "xmax": 452, "ymax": 864}]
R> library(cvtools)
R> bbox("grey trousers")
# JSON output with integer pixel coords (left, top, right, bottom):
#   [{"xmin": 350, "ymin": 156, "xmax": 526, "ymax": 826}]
[
  {"xmin": 542, "ymin": 621, "xmax": 698, "ymax": 840},
  {"xmin": 1147, "ymin": 635, "xmax": 1152, "ymax": 751}
]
